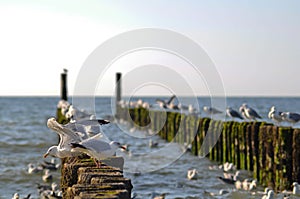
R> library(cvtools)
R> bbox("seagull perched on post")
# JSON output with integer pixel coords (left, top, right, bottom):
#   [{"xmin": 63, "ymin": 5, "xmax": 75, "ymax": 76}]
[
  {"xmin": 268, "ymin": 106, "xmax": 283, "ymax": 125},
  {"xmin": 203, "ymin": 106, "xmax": 222, "ymax": 115},
  {"xmin": 43, "ymin": 117, "xmax": 85, "ymax": 158},
  {"xmin": 156, "ymin": 95, "xmax": 176, "ymax": 109},
  {"xmin": 70, "ymin": 134, "xmax": 126, "ymax": 167},
  {"xmin": 281, "ymin": 112, "xmax": 300, "ymax": 126},
  {"xmin": 43, "ymin": 117, "xmax": 110, "ymax": 159},
  {"xmin": 239, "ymin": 103, "xmax": 262, "ymax": 120}
]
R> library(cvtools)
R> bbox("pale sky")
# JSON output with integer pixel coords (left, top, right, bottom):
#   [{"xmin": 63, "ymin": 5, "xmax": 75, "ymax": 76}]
[{"xmin": 0, "ymin": 0, "xmax": 299, "ymax": 96}]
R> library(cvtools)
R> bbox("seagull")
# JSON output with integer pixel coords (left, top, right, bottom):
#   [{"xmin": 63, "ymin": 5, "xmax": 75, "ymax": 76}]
[
  {"xmin": 203, "ymin": 106, "xmax": 222, "ymax": 115},
  {"xmin": 65, "ymin": 105, "xmax": 91, "ymax": 120},
  {"xmin": 235, "ymin": 179, "xmax": 257, "ymax": 191},
  {"xmin": 149, "ymin": 139, "xmax": 159, "ymax": 148},
  {"xmin": 65, "ymin": 116, "xmax": 110, "ymax": 138},
  {"xmin": 12, "ymin": 193, "xmax": 31, "ymax": 199},
  {"xmin": 226, "ymin": 107, "xmax": 243, "ymax": 120},
  {"xmin": 268, "ymin": 106, "xmax": 283, "ymax": 124},
  {"xmin": 156, "ymin": 95, "xmax": 176, "ymax": 109},
  {"xmin": 27, "ymin": 163, "xmax": 43, "ymax": 174},
  {"xmin": 187, "ymin": 169, "xmax": 198, "ymax": 180},
  {"xmin": 223, "ymin": 170, "xmax": 240, "ymax": 181},
  {"xmin": 262, "ymin": 189, "xmax": 274, "ymax": 199},
  {"xmin": 151, "ymin": 192, "xmax": 167, "ymax": 199},
  {"xmin": 42, "ymin": 169, "xmax": 53, "ymax": 182},
  {"xmin": 240, "ymin": 103, "xmax": 262, "ymax": 120},
  {"xmin": 281, "ymin": 112, "xmax": 300, "ymax": 125},
  {"xmin": 70, "ymin": 133, "xmax": 126, "ymax": 167},
  {"xmin": 43, "ymin": 117, "xmax": 84, "ymax": 159},
  {"xmin": 292, "ymin": 182, "xmax": 300, "ymax": 195},
  {"xmin": 204, "ymin": 189, "xmax": 230, "ymax": 196},
  {"xmin": 223, "ymin": 162, "xmax": 235, "ymax": 172}
]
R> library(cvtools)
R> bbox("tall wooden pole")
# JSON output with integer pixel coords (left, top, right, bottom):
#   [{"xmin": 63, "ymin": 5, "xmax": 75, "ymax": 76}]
[
  {"xmin": 61, "ymin": 69, "xmax": 68, "ymax": 101},
  {"xmin": 116, "ymin": 72, "xmax": 122, "ymax": 103}
]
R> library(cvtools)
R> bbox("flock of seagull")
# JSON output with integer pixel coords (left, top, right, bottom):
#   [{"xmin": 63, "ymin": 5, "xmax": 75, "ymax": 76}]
[
  {"xmin": 187, "ymin": 161, "xmax": 300, "ymax": 199},
  {"xmin": 118, "ymin": 95, "xmax": 300, "ymax": 126},
  {"xmin": 13, "ymin": 100, "xmax": 126, "ymax": 199},
  {"xmin": 13, "ymin": 97, "xmax": 300, "ymax": 198},
  {"xmin": 45, "ymin": 100, "xmax": 126, "ymax": 167}
]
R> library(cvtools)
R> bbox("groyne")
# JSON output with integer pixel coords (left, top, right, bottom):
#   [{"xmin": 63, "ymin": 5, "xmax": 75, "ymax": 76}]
[{"xmin": 116, "ymin": 107, "xmax": 300, "ymax": 191}]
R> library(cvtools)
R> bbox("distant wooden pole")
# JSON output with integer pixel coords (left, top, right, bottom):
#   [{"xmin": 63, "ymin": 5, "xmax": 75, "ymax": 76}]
[
  {"xmin": 61, "ymin": 69, "xmax": 68, "ymax": 101},
  {"xmin": 116, "ymin": 73, "xmax": 122, "ymax": 103}
]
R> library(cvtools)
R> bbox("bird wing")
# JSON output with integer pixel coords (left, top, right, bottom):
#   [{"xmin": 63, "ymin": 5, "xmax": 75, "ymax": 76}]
[
  {"xmin": 167, "ymin": 95, "xmax": 176, "ymax": 105},
  {"xmin": 74, "ymin": 119, "xmax": 110, "ymax": 126},
  {"xmin": 47, "ymin": 118, "xmax": 82, "ymax": 148},
  {"xmin": 248, "ymin": 108, "xmax": 262, "ymax": 118},
  {"xmin": 156, "ymin": 99, "xmax": 165, "ymax": 104},
  {"xmin": 232, "ymin": 110, "xmax": 243, "ymax": 119},
  {"xmin": 81, "ymin": 138, "xmax": 111, "ymax": 153},
  {"xmin": 290, "ymin": 113, "xmax": 300, "ymax": 122}
]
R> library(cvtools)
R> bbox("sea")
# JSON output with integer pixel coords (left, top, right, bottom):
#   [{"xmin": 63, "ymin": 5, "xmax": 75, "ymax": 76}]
[{"xmin": 1, "ymin": 96, "xmax": 300, "ymax": 199}]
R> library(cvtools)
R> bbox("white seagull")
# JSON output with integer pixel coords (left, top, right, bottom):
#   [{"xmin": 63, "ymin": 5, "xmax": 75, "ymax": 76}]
[
  {"xmin": 65, "ymin": 116, "xmax": 109, "ymax": 139},
  {"xmin": 262, "ymin": 189, "xmax": 274, "ymax": 199},
  {"xmin": 281, "ymin": 112, "xmax": 300, "ymax": 125},
  {"xmin": 292, "ymin": 182, "xmax": 300, "ymax": 195},
  {"xmin": 239, "ymin": 103, "xmax": 262, "ymax": 120},
  {"xmin": 156, "ymin": 95, "xmax": 176, "ymax": 109},
  {"xmin": 203, "ymin": 106, "xmax": 222, "ymax": 115},
  {"xmin": 187, "ymin": 169, "xmax": 198, "ymax": 180},
  {"xmin": 70, "ymin": 133, "xmax": 126, "ymax": 167},
  {"xmin": 268, "ymin": 106, "xmax": 283, "ymax": 125},
  {"xmin": 42, "ymin": 169, "xmax": 53, "ymax": 182},
  {"xmin": 43, "ymin": 117, "xmax": 83, "ymax": 159}
]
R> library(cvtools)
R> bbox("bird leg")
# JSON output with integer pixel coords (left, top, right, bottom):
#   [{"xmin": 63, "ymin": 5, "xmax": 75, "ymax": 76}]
[{"xmin": 93, "ymin": 158, "xmax": 101, "ymax": 168}]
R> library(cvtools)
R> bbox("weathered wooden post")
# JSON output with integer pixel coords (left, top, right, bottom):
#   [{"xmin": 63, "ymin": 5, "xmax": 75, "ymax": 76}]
[
  {"xmin": 116, "ymin": 72, "xmax": 122, "ymax": 103},
  {"xmin": 61, "ymin": 69, "xmax": 68, "ymax": 101}
]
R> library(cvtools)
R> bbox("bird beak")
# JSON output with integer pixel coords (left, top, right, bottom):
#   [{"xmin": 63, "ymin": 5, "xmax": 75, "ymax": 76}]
[
  {"xmin": 43, "ymin": 153, "xmax": 49, "ymax": 158},
  {"xmin": 120, "ymin": 145, "xmax": 127, "ymax": 151}
]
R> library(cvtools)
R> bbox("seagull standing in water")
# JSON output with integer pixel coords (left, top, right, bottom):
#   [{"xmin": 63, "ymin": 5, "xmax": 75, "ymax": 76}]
[
  {"xmin": 292, "ymin": 182, "xmax": 300, "ymax": 194},
  {"xmin": 187, "ymin": 169, "xmax": 198, "ymax": 180},
  {"xmin": 262, "ymin": 190, "xmax": 274, "ymax": 199},
  {"xmin": 226, "ymin": 107, "xmax": 243, "ymax": 120},
  {"xmin": 70, "ymin": 134, "xmax": 126, "ymax": 167},
  {"xmin": 268, "ymin": 106, "xmax": 283, "ymax": 125},
  {"xmin": 239, "ymin": 103, "xmax": 262, "ymax": 120}
]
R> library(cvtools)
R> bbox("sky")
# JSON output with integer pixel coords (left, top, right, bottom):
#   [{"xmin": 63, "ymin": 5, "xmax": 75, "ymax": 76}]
[{"xmin": 0, "ymin": 0, "xmax": 299, "ymax": 96}]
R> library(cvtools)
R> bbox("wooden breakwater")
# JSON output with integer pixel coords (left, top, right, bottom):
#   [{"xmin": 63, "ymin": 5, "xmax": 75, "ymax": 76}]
[
  {"xmin": 61, "ymin": 157, "xmax": 132, "ymax": 199},
  {"xmin": 57, "ymin": 109, "xmax": 133, "ymax": 199},
  {"xmin": 116, "ymin": 107, "xmax": 300, "ymax": 191}
]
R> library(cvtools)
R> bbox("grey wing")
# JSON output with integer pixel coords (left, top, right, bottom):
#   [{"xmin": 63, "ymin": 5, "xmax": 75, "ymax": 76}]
[
  {"xmin": 75, "ymin": 119, "xmax": 110, "ymax": 126},
  {"xmin": 167, "ymin": 95, "xmax": 176, "ymax": 104},
  {"xmin": 290, "ymin": 113, "xmax": 300, "ymax": 121},
  {"xmin": 47, "ymin": 118, "xmax": 82, "ymax": 144},
  {"xmin": 81, "ymin": 139, "xmax": 111, "ymax": 153},
  {"xmin": 249, "ymin": 108, "xmax": 262, "ymax": 118},
  {"xmin": 64, "ymin": 122, "xmax": 77, "ymax": 131}
]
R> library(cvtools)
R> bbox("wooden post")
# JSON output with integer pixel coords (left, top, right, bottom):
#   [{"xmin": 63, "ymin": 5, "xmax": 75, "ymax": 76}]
[
  {"xmin": 116, "ymin": 73, "xmax": 122, "ymax": 103},
  {"xmin": 61, "ymin": 69, "xmax": 68, "ymax": 101}
]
